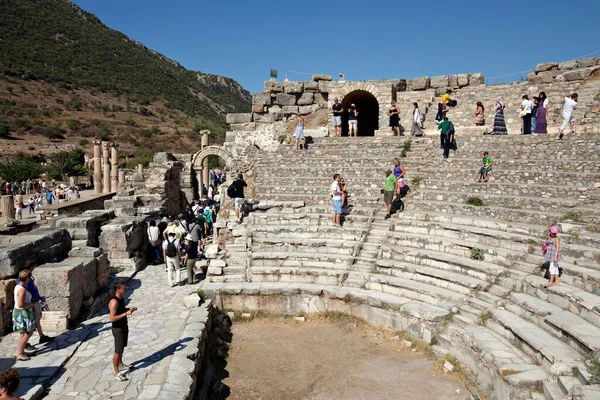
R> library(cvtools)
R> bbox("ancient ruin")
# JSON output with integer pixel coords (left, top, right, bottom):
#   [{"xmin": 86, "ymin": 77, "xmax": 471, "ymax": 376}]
[{"xmin": 0, "ymin": 57, "xmax": 599, "ymax": 399}]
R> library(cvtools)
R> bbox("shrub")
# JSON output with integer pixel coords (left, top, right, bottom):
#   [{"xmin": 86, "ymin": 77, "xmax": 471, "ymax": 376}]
[
  {"xmin": 559, "ymin": 212, "xmax": 583, "ymax": 223},
  {"xmin": 78, "ymin": 139, "xmax": 89, "ymax": 146},
  {"xmin": 412, "ymin": 177, "xmax": 422, "ymax": 187},
  {"xmin": 124, "ymin": 118, "xmax": 136, "ymax": 126},
  {"xmin": 111, "ymin": 104, "xmax": 124, "ymax": 112},
  {"xmin": 7, "ymin": 86, "xmax": 13, "ymax": 94},
  {"xmin": 0, "ymin": 122, "xmax": 9, "ymax": 137},
  {"xmin": 67, "ymin": 119, "xmax": 81, "ymax": 130},
  {"xmin": 400, "ymin": 140, "xmax": 412, "ymax": 158},
  {"xmin": 0, "ymin": 154, "xmax": 44, "ymax": 181},
  {"xmin": 466, "ymin": 197, "xmax": 485, "ymax": 206},
  {"xmin": 471, "ymin": 248, "xmax": 485, "ymax": 261},
  {"xmin": 27, "ymin": 146, "xmax": 35, "ymax": 151},
  {"xmin": 42, "ymin": 126, "xmax": 65, "ymax": 140}
]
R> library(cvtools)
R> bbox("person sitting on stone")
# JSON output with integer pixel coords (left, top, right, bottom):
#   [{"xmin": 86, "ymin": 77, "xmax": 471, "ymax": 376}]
[
  {"xmin": 0, "ymin": 368, "xmax": 22, "ymax": 400},
  {"xmin": 20, "ymin": 260, "xmax": 54, "ymax": 351}
]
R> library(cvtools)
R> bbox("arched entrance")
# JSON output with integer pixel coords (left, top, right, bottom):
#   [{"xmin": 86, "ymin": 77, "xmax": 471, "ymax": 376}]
[
  {"xmin": 191, "ymin": 146, "xmax": 233, "ymax": 199},
  {"xmin": 341, "ymin": 90, "xmax": 379, "ymax": 136}
]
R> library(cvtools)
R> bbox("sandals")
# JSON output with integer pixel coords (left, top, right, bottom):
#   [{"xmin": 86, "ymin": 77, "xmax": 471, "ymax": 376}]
[{"xmin": 15, "ymin": 354, "xmax": 31, "ymax": 361}]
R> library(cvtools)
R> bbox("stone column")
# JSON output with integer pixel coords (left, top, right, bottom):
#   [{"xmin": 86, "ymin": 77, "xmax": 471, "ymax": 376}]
[
  {"xmin": 1, "ymin": 196, "xmax": 15, "ymax": 219},
  {"xmin": 110, "ymin": 143, "xmax": 118, "ymax": 192},
  {"xmin": 201, "ymin": 133, "xmax": 209, "ymax": 190},
  {"xmin": 93, "ymin": 141, "xmax": 102, "ymax": 194},
  {"xmin": 102, "ymin": 142, "xmax": 111, "ymax": 194},
  {"xmin": 118, "ymin": 170, "xmax": 125, "ymax": 190},
  {"xmin": 138, "ymin": 164, "xmax": 143, "ymax": 174}
]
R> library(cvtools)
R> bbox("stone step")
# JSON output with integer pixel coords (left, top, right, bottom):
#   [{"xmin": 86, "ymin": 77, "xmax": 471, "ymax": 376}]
[
  {"xmin": 199, "ymin": 281, "xmax": 451, "ymax": 322},
  {"xmin": 251, "ymin": 257, "xmax": 351, "ymax": 270},
  {"xmin": 251, "ymin": 227, "xmax": 368, "ymax": 239},
  {"xmin": 404, "ymin": 200, "xmax": 600, "ymax": 225},
  {"xmin": 543, "ymin": 381, "xmax": 565, "ymax": 400},
  {"xmin": 250, "ymin": 266, "xmax": 347, "ymax": 286},
  {"xmin": 251, "ymin": 243, "xmax": 357, "ymax": 257},
  {"xmin": 205, "ymin": 275, "xmax": 247, "ymax": 283},
  {"xmin": 506, "ymin": 292, "xmax": 600, "ymax": 353},
  {"xmin": 487, "ymin": 308, "xmax": 585, "ymax": 371},
  {"xmin": 257, "ymin": 192, "xmax": 381, "ymax": 205}
]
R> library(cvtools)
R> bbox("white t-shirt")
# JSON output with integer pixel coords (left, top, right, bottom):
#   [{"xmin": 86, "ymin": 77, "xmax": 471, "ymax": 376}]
[
  {"xmin": 147, "ymin": 226, "xmax": 160, "ymax": 242},
  {"xmin": 192, "ymin": 204, "xmax": 202, "ymax": 216},
  {"xmin": 330, "ymin": 181, "xmax": 342, "ymax": 201},
  {"xmin": 542, "ymin": 98, "xmax": 549, "ymax": 109},
  {"xmin": 162, "ymin": 237, "xmax": 180, "ymax": 254},
  {"xmin": 521, "ymin": 99, "xmax": 532, "ymax": 113},
  {"xmin": 562, "ymin": 97, "xmax": 577, "ymax": 116}
]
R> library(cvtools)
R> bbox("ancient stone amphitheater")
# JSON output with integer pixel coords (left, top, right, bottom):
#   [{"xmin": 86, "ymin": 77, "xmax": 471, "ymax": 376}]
[{"xmin": 201, "ymin": 58, "xmax": 600, "ymax": 399}]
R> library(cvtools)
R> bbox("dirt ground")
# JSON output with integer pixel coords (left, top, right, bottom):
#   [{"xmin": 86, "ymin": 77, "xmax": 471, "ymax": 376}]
[{"xmin": 224, "ymin": 316, "xmax": 472, "ymax": 400}]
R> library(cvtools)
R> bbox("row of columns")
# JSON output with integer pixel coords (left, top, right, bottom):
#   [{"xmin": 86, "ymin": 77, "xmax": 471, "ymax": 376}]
[{"xmin": 93, "ymin": 141, "xmax": 122, "ymax": 194}]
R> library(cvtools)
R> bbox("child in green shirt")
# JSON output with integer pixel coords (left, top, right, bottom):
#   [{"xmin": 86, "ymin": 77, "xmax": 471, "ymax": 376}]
[{"xmin": 479, "ymin": 151, "xmax": 493, "ymax": 182}]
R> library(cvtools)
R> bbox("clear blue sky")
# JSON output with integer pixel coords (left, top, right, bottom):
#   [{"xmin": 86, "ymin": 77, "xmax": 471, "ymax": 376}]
[{"xmin": 72, "ymin": 0, "xmax": 600, "ymax": 93}]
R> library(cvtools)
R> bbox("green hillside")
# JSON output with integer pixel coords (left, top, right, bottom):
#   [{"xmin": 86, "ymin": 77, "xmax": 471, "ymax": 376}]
[{"xmin": 0, "ymin": 0, "xmax": 251, "ymax": 135}]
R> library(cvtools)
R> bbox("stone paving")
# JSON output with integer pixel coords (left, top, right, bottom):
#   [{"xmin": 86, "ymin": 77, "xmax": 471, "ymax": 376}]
[{"xmin": 0, "ymin": 264, "xmax": 203, "ymax": 400}]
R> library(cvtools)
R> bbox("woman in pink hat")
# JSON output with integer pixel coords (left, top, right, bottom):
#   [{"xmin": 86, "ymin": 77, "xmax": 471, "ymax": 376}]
[{"xmin": 542, "ymin": 226, "xmax": 562, "ymax": 286}]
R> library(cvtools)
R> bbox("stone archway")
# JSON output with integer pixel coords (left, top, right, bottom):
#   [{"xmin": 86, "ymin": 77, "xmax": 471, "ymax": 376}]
[
  {"xmin": 192, "ymin": 146, "xmax": 233, "ymax": 169},
  {"xmin": 341, "ymin": 90, "xmax": 379, "ymax": 136}
]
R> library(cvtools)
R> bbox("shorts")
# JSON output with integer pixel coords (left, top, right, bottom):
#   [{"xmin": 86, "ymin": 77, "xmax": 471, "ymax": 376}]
[
  {"xmin": 234, "ymin": 197, "xmax": 244, "ymax": 210},
  {"xmin": 333, "ymin": 116, "xmax": 342, "ymax": 126},
  {"xmin": 348, "ymin": 120, "xmax": 358, "ymax": 129},
  {"xmin": 549, "ymin": 261, "xmax": 559, "ymax": 275},
  {"xmin": 383, "ymin": 190, "xmax": 394, "ymax": 204},
  {"xmin": 112, "ymin": 327, "xmax": 129, "ymax": 354},
  {"xmin": 561, "ymin": 113, "xmax": 574, "ymax": 130},
  {"xmin": 332, "ymin": 199, "xmax": 342, "ymax": 215},
  {"xmin": 480, "ymin": 167, "xmax": 492, "ymax": 175},
  {"xmin": 294, "ymin": 127, "xmax": 304, "ymax": 139}
]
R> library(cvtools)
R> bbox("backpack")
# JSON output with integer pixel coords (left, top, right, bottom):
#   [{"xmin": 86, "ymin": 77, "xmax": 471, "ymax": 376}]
[
  {"xmin": 447, "ymin": 121, "xmax": 455, "ymax": 135},
  {"xmin": 166, "ymin": 238, "xmax": 177, "ymax": 258},
  {"xmin": 227, "ymin": 183, "xmax": 237, "ymax": 199}
]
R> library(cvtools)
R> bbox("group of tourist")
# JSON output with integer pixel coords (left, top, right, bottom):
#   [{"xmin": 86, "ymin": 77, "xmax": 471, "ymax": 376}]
[
  {"xmin": 327, "ymin": 98, "xmax": 359, "ymax": 138},
  {"xmin": 12, "ymin": 260, "xmax": 55, "ymax": 363}
]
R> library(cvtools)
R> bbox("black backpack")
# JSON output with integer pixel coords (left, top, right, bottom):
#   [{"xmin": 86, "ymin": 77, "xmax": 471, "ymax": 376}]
[
  {"xmin": 227, "ymin": 183, "xmax": 237, "ymax": 199},
  {"xmin": 166, "ymin": 238, "xmax": 177, "ymax": 258}
]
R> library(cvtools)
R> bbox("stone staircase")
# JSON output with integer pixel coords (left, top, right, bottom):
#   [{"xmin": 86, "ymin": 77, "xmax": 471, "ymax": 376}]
[{"xmin": 204, "ymin": 133, "xmax": 600, "ymax": 399}]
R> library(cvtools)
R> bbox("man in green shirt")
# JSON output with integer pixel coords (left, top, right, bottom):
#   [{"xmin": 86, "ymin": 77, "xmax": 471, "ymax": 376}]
[
  {"xmin": 383, "ymin": 169, "xmax": 397, "ymax": 219},
  {"xmin": 437, "ymin": 115, "xmax": 455, "ymax": 159}
]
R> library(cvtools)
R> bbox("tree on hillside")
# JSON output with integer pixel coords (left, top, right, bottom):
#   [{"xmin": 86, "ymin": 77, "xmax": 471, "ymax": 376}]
[
  {"xmin": 0, "ymin": 154, "xmax": 45, "ymax": 182},
  {"xmin": 46, "ymin": 148, "xmax": 87, "ymax": 181}
]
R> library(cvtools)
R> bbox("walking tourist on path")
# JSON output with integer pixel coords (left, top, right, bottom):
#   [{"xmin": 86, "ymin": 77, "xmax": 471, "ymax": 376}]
[
  {"xmin": 435, "ymin": 90, "xmax": 452, "ymax": 122},
  {"xmin": 108, "ymin": 281, "xmax": 137, "ymax": 381},
  {"xmin": 558, "ymin": 93, "xmax": 578, "ymax": 140},
  {"xmin": 491, "ymin": 97, "xmax": 507, "ymax": 135},
  {"xmin": 195, "ymin": 211, "xmax": 207, "ymax": 248},
  {"xmin": 535, "ymin": 92, "xmax": 548, "ymax": 134},
  {"xmin": 0, "ymin": 368, "xmax": 22, "ymax": 399},
  {"xmin": 348, "ymin": 104, "xmax": 358, "ymax": 137},
  {"xmin": 228, "ymin": 174, "xmax": 247, "ymax": 224},
  {"xmin": 543, "ymin": 226, "xmax": 562, "ymax": 287},
  {"xmin": 13, "ymin": 270, "xmax": 36, "ymax": 361},
  {"xmin": 330, "ymin": 174, "xmax": 343, "ymax": 226},
  {"xmin": 163, "ymin": 231, "xmax": 181, "ymax": 287},
  {"xmin": 45, "ymin": 189, "xmax": 55, "ymax": 206},
  {"xmin": 294, "ymin": 113, "xmax": 305, "ymax": 151},
  {"xmin": 520, "ymin": 95, "xmax": 532, "ymax": 135},
  {"xmin": 331, "ymin": 98, "xmax": 343, "ymax": 137},
  {"xmin": 27, "ymin": 197, "xmax": 35, "ymax": 215},
  {"xmin": 14, "ymin": 199, "xmax": 22, "ymax": 220},
  {"xmin": 183, "ymin": 238, "xmax": 198, "ymax": 285},
  {"xmin": 474, "ymin": 101, "xmax": 485, "ymax": 126},
  {"xmin": 438, "ymin": 115, "xmax": 455, "ymax": 159},
  {"xmin": 478, "ymin": 151, "xmax": 493, "ymax": 182},
  {"xmin": 411, "ymin": 103, "xmax": 424, "ymax": 137},
  {"xmin": 147, "ymin": 220, "xmax": 162, "ymax": 264},
  {"xmin": 388, "ymin": 101, "xmax": 401, "ymax": 136},
  {"xmin": 383, "ymin": 169, "xmax": 397, "ymax": 220},
  {"xmin": 393, "ymin": 159, "xmax": 405, "ymax": 188},
  {"xmin": 20, "ymin": 260, "xmax": 54, "ymax": 351},
  {"xmin": 530, "ymin": 96, "xmax": 539, "ymax": 134}
]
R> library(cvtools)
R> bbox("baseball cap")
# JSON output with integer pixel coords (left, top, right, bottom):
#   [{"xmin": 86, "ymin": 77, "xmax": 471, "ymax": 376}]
[{"xmin": 549, "ymin": 226, "xmax": 559, "ymax": 234}]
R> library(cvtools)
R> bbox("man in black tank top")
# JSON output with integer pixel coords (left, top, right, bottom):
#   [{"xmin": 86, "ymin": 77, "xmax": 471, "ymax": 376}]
[{"xmin": 109, "ymin": 281, "xmax": 137, "ymax": 381}]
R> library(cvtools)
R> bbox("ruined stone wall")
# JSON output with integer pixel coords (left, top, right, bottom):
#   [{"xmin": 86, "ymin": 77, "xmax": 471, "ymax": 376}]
[
  {"xmin": 528, "ymin": 58, "xmax": 600, "ymax": 84},
  {"xmin": 35, "ymin": 193, "xmax": 116, "ymax": 224}
]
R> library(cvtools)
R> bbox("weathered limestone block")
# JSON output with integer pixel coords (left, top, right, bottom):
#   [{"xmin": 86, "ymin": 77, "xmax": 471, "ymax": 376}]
[
  {"xmin": 96, "ymin": 253, "xmax": 109, "ymax": 287},
  {"xmin": 297, "ymin": 92, "xmax": 314, "ymax": 106},
  {"xmin": 184, "ymin": 294, "xmax": 201, "ymax": 309},
  {"xmin": 284, "ymin": 81, "xmax": 304, "ymax": 94},
  {"xmin": 304, "ymin": 81, "xmax": 319, "ymax": 91},
  {"xmin": 0, "ymin": 279, "xmax": 16, "ymax": 334},
  {"xmin": 430, "ymin": 75, "xmax": 449, "ymax": 89},
  {"xmin": 253, "ymin": 113, "xmax": 281, "ymax": 123},
  {"xmin": 207, "ymin": 266, "xmax": 223, "ymax": 276},
  {"xmin": 205, "ymin": 244, "xmax": 219, "ymax": 259},
  {"xmin": 409, "ymin": 76, "xmax": 430, "ymax": 90},
  {"xmin": 527, "ymin": 72, "xmax": 540, "ymax": 83},
  {"xmin": 99, "ymin": 217, "xmax": 146, "ymax": 259},
  {"xmin": 535, "ymin": 62, "xmax": 558, "ymax": 72},
  {"xmin": 226, "ymin": 113, "xmax": 253, "ymax": 124},
  {"xmin": 282, "ymin": 106, "xmax": 299, "ymax": 114},
  {"xmin": 264, "ymin": 81, "xmax": 284, "ymax": 92},
  {"xmin": 558, "ymin": 60, "xmax": 578, "ymax": 70},
  {"xmin": 275, "ymin": 93, "xmax": 296, "ymax": 106},
  {"xmin": 318, "ymin": 81, "xmax": 331, "ymax": 93},
  {"xmin": 299, "ymin": 105, "xmax": 317, "ymax": 115},
  {"xmin": 252, "ymin": 93, "xmax": 272, "ymax": 106},
  {"xmin": 538, "ymin": 70, "xmax": 559, "ymax": 83},
  {"xmin": 80, "ymin": 258, "xmax": 98, "ymax": 299},
  {"xmin": 560, "ymin": 66, "xmax": 599, "ymax": 82},
  {"xmin": 209, "ymin": 259, "xmax": 226, "ymax": 268},
  {"xmin": 577, "ymin": 58, "xmax": 599, "ymax": 68},
  {"xmin": 312, "ymin": 74, "xmax": 332, "ymax": 81},
  {"xmin": 457, "ymin": 74, "xmax": 469, "ymax": 87},
  {"xmin": 469, "ymin": 73, "xmax": 485, "ymax": 85},
  {"xmin": 34, "ymin": 259, "xmax": 85, "ymax": 319},
  {"xmin": 152, "ymin": 152, "xmax": 177, "ymax": 163},
  {"xmin": 252, "ymin": 104, "xmax": 265, "ymax": 113},
  {"xmin": 0, "ymin": 229, "xmax": 72, "ymax": 279},
  {"xmin": 448, "ymin": 75, "xmax": 458, "ymax": 88},
  {"xmin": 268, "ymin": 105, "xmax": 282, "ymax": 114},
  {"xmin": 56, "ymin": 210, "xmax": 115, "ymax": 247},
  {"xmin": 314, "ymin": 93, "xmax": 327, "ymax": 105}
]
